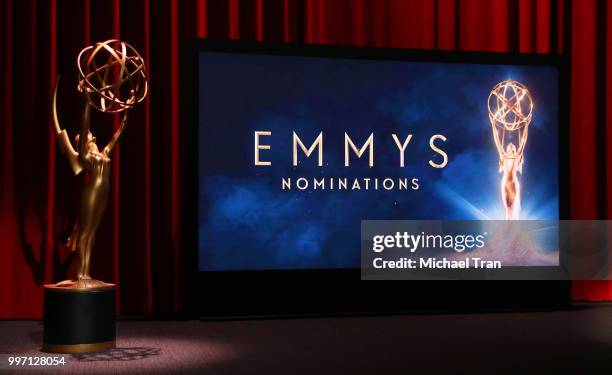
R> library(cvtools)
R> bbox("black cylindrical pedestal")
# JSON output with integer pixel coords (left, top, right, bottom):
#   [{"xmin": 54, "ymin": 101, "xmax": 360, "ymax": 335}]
[{"xmin": 43, "ymin": 284, "xmax": 116, "ymax": 353}]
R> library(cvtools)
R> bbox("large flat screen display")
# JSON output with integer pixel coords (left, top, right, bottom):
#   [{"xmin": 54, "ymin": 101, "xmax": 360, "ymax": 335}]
[{"xmin": 197, "ymin": 46, "xmax": 559, "ymax": 272}]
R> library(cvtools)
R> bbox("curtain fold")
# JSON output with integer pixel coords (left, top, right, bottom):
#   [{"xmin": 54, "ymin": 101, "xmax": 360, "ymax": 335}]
[{"xmin": 0, "ymin": 0, "xmax": 610, "ymax": 318}]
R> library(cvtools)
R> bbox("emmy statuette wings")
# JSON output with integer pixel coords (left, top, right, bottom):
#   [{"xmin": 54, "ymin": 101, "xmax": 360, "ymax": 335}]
[{"xmin": 52, "ymin": 77, "xmax": 84, "ymax": 176}]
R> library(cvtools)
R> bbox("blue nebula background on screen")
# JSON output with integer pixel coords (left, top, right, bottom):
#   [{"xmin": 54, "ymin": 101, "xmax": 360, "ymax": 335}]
[{"xmin": 198, "ymin": 52, "xmax": 559, "ymax": 271}]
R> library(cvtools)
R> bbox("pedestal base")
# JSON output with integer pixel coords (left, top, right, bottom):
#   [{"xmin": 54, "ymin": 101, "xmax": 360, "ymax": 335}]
[{"xmin": 43, "ymin": 283, "xmax": 116, "ymax": 353}]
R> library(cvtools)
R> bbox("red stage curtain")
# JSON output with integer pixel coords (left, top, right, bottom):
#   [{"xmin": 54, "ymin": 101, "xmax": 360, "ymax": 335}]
[{"xmin": 0, "ymin": 0, "xmax": 610, "ymax": 318}]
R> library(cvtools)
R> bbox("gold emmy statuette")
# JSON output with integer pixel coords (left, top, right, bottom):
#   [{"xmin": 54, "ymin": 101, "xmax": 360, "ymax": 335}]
[
  {"xmin": 487, "ymin": 80, "xmax": 533, "ymax": 220},
  {"xmin": 43, "ymin": 40, "xmax": 147, "ymax": 353},
  {"xmin": 50, "ymin": 39, "xmax": 148, "ymax": 289}
]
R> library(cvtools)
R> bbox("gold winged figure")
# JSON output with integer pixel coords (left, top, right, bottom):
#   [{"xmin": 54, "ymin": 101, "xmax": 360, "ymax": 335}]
[{"xmin": 51, "ymin": 39, "xmax": 147, "ymax": 289}]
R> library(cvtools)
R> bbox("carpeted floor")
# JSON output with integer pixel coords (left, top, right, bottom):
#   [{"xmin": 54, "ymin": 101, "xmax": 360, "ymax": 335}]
[{"xmin": 0, "ymin": 304, "xmax": 611, "ymax": 374}]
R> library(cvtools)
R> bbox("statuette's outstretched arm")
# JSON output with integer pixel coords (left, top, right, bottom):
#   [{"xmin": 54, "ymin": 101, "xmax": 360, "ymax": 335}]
[
  {"xmin": 103, "ymin": 111, "xmax": 128, "ymax": 157},
  {"xmin": 517, "ymin": 122, "xmax": 529, "ymax": 159}
]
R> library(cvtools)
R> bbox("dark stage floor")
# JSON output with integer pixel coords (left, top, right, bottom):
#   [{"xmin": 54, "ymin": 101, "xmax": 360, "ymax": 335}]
[{"xmin": 1, "ymin": 304, "xmax": 611, "ymax": 374}]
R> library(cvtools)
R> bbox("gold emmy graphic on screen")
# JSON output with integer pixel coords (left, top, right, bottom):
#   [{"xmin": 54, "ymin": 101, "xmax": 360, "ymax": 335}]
[
  {"xmin": 487, "ymin": 80, "xmax": 532, "ymax": 220},
  {"xmin": 43, "ymin": 39, "xmax": 147, "ymax": 353}
]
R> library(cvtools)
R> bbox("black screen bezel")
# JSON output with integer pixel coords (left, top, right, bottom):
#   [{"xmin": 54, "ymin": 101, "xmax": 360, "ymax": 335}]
[{"xmin": 184, "ymin": 40, "xmax": 571, "ymax": 319}]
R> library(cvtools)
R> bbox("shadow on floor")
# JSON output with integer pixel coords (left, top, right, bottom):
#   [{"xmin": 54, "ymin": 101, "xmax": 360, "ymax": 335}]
[{"xmin": 72, "ymin": 347, "xmax": 161, "ymax": 362}]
